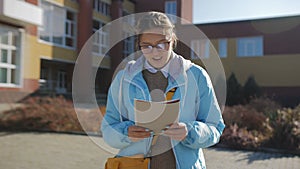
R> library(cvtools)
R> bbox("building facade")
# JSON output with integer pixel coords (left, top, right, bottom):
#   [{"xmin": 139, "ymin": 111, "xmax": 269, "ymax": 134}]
[
  {"xmin": 0, "ymin": 0, "xmax": 135, "ymax": 103},
  {"xmin": 1, "ymin": 0, "xmax": 299, "ymax": 106},
  {"xmin": 0, "ymin": 0, "xmax": 43, "ymax": 102},
  {"xmin": 181, "ymin": 16, "xmax": 300, "ymax": 106}
]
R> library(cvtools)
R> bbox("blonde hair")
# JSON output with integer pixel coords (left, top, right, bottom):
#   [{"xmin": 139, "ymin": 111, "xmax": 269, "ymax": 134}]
[{"xmin": 136, "ymin": 11, "xmax": 178, "ymax": 47}]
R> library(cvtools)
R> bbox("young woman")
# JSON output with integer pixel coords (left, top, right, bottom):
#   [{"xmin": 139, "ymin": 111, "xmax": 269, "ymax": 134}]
[{"xmin": 101, "ymin": 11, "xmax": 225, "ymax": 169}]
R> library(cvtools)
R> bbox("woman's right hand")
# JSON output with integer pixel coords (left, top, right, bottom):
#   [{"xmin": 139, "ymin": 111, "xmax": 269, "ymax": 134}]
[{"xmin": 128, "ymin": 126, "xmax": 152, "ymax": 142}]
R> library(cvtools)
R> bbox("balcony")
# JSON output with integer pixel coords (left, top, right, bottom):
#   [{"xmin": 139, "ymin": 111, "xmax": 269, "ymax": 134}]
[{"xmin": 0, "ymin": 0, "xmax": 42, "ymax": 26}]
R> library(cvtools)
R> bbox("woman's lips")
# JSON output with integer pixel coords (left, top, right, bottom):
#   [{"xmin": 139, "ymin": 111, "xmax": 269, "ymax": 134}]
[{"xmin": 152, "ymin": 57, "xmax": 162, "ymax": 61}]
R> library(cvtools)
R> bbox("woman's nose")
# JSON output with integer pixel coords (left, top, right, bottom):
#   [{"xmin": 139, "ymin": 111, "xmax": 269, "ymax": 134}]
[{"xmin": 152, "ymin": 47, "xmax": 159, "ymax": 55}]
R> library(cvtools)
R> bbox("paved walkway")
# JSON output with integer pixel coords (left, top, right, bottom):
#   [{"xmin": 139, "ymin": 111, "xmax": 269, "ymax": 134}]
[{"xmin": 0, "ymin": 132, "xmax": 299, "ymax": 169}]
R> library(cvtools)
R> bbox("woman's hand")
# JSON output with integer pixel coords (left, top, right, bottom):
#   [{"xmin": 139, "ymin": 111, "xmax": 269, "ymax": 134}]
[
  {"xmin": 128, "ymin": 126, "xmax": 152, "ymax": 142},
  {"xmin": 163, "ymin": 122, "xmax": 188, "ymax": 141}
]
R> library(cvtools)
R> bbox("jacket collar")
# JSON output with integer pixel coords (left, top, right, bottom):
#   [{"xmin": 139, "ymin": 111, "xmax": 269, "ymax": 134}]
[
  {"xmin": 143, "ymin": 58, "xmax": 170, "ymax": 78},
  {"xmin": 123, "ymin": 51, "xmax": 193, "ymax": 88},
  {"xmin": 125, "ymin": 52, "xmax": 192, "ymax": 77}
]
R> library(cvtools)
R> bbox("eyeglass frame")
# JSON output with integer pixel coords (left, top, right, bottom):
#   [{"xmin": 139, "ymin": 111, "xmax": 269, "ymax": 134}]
[{"xmin": 139, "ymin": 41, "xmax": 171, "ymax": 54}]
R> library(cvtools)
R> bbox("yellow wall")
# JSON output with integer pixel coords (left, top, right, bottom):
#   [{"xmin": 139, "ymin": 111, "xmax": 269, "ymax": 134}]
[
  {"xmin": 64, "ymin": 0, "xmax": 79, "ymax": 10},
  {"xmin": 193, "ymin": 38, "xmax": 300, "ymax": 87},
  {"xmin": 23, "ymin": 34, "xmax": 41, "ymax": 79},
  {"xmin": 93, "ymin": 12, "xmax": 111, "ymax": 23},
  {"xmin": 123, "ymin": 0, "xmax": 135, "ymax": 13},
  {"xmin": 23, "ymin": 34, "xmax": 77, "ymax": 79},
  {"xmin": 93, "ymin": 56, "xmax": 111, "ymax": 69},
  {"xmin": 221, "ymin": 54, "xmax": 300, "ymax": 87},
  {"xmin": 44, "ymin": 0, "xmax": 78, "ymax": 10}
]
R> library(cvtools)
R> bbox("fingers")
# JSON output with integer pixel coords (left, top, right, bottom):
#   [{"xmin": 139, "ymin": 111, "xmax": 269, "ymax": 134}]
[
  {"xmin": 163, "ymin": 122, "xmax": 188, "ymax": 141},
  {"xmin": 127, "ymin": 123, "xmax": 188, "ymax": 142},
  {"xmin": 128, "ymin": 126, "xmax": 152, "ymax": 142}
]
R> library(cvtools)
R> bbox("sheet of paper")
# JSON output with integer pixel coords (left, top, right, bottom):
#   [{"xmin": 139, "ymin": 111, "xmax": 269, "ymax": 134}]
[{"xmin": 134, "ymin": 99, "xmax": 180, "ymax": 135}]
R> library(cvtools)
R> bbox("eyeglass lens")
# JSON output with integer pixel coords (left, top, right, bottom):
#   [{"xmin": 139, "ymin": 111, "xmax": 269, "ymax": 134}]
[{"xmin": 140, "ymin": 43, "xmax": 167, "ymax": 53}]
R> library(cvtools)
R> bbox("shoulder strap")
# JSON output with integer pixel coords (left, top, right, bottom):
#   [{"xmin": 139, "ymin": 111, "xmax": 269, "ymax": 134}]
[
  {"xmin": 165, "ymin": 87, "xmax": 177, "ymax": 101},
  {"xmin": 151, "ymin": 87, "xmax": 178, "ymax": 146}
]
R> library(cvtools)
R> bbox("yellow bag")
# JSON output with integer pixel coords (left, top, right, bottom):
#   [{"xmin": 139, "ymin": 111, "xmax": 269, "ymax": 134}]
[{"xmin": 105, "ymin": 156, "xmax": 150, "ymax": 169}]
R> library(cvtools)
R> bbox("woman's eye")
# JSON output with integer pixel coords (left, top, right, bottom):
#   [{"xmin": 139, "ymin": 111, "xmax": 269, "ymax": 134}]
[
  {"xmin": 142, "ymin": 45, "xmax": 152, "ymax": 49},
  {"xmin": 156, "ymin": 43, "xmax": 166, "ymax": 49}
]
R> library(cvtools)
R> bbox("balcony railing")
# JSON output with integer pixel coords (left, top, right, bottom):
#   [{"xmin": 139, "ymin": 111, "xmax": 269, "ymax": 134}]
[
  {"xmin": 0, "ymin": 0, "xmax": 43, "ymax": 25},
  {"xmin": 39, "ymin": 79, "xmax": 107, "ymax": 105},
  {"xmin": 39, "ymin": 79, "xmax": 67, "ymax": 94}
]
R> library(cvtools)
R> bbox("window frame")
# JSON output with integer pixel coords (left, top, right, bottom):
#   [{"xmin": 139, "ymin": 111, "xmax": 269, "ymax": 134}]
[
  {"xmin": 38, "ymin": 1, "xmax": 77, "ymax": 49},
  {"xmin": 56, "ymin": 70, "xmax": 67, "ymax": 94},
  {"xmin": 0, "ymin": 27, "xmax": 22, "ymax": 87},
  {"xmin": 165, "ymin": 1, "xmax": 177, "ymax": 23},
  {"xmin": 92, "ymin": 19, "xmax": 110, "ymax": 57},
  {"xmin": 218, "ymin": 38, "xmax": 228, "ymax": 58},
  {"xmin": 190, "ymin": 39, "xmax": 210, "ymax": 59},
  {"xmin": 123, "ymin": 32, "xmax": 135, "ymax": 58},
  {"xmin": 122, "ymin": 11, "xmax": 135, "ymax": 58},
  {"xmin": 93, "ymin": 0, "xmax": 111, "ymax": 16},
  {"xmin": 237, "ymin": 36, "xmax": 263, "ymax": 57}
]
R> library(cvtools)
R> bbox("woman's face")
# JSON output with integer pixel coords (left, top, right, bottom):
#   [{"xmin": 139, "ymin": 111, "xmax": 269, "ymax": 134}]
[{"xmin": 139, "ymin": 28, "xmax": 174, "ymax": 69}]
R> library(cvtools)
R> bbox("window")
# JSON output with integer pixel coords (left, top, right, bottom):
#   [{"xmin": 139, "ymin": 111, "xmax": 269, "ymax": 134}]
[
  {"xmin": 0, "ymin": 26, "xmax": 21, "ymax": 87},
  {"xmin": 93, "ymin": 20, "xmax": 110, "ymax": 56},
  {"xmin": 190, "ymin": 39, "xmax": 210, "ymax": 59},
  {"xmin": 39, "ymin": 1, "xmax": 77, "ymax": 48},
  {"xmin": 56, "ymin": 70, "xmax": 67, "ymax": 94},
  {"xmin": 123, "ymin": 11, "xmax": 135, "ymax": 58},
  {"xmin": 123, "ymin": 33, "xmax": 135, "ymax": 58},
  {"xmin": 40, "ymin": 67, "xmax": 53, "ymax": 90},
  {"xmin": 237, "ymin": 36, "xmax": 263, "ymax": 57},
  {"xmin": 165, "ymin": 1, "xmax": 177, "ymax": 23},
  {"xmin": 93, "ymin": 0, "xmax": 111, "ymax": 16},
  {"xmin": 219, "ymin": 39, "xmax": 227, "ymax": 58}
]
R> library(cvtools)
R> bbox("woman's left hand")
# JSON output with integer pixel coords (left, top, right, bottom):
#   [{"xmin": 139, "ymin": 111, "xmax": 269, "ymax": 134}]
[{"xmin": 163, "ymin": 122, "xmax": 188, "ymax": 141}]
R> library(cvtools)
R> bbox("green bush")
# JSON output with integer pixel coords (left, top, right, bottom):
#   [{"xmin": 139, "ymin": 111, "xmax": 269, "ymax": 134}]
[
  {"xmin": 226, "ymin": 74, "xmax": 262, "ymax": 106},
  {"xmin": 243, "ymin": 76, "xmax": 262, "ymax": 102},
  {"xmin": 226, "ymin": 73, "xmax": 243, "ymax": 106}
]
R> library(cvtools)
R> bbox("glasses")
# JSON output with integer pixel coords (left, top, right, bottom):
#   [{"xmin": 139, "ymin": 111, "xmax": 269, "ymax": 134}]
[{"xmin": 139, "ymin": 42, "xmax": 170, "ymax": 54}]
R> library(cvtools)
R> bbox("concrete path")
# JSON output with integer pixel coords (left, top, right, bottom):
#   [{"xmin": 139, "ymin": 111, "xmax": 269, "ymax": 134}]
[
  {"xmin": 0, "ymin": 132, "xmax": 299, "ymax": 169},
  {"xmin": 0, "ymin": 103, "xmax": 23, "ymax": 113}
]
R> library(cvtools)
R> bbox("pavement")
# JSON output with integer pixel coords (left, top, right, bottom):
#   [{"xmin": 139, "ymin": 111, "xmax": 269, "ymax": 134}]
[
  {"xmin": 0, "ymin": 132, "xmax": 299, "ymax": 169},
  {"xmin": 0, "ymin": 103, "xmax": 24, "ymax": 113}
]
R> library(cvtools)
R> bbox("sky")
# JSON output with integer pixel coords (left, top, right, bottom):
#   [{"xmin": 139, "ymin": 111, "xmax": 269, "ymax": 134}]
[{"xmin": 193, "ymin": 0, "xmax": 300, "ymax": 24}]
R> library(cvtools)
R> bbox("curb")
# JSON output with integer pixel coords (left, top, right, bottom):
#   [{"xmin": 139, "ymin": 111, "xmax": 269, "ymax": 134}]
[
  {"xmin": 214, "ymin": 143, "xmax": 300, "ymax": 156},
  {"xmin": 0, "ymin": 129, "xmax": 102, "ymax": 137}
]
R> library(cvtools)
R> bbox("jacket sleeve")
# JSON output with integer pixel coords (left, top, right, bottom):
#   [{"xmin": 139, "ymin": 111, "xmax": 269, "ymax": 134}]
[
  {"xmin": 181, "ymin": 68, "xmax": 225, "ymax": 149},
  {"xmin": 101, "ymin": 71, "xmax": 134, "ymax": 149}
]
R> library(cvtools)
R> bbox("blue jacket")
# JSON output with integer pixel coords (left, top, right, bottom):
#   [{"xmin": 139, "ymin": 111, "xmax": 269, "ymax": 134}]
[{"xmin": 101, "ymin": 52, "xmax": 225, "ymax": 169}]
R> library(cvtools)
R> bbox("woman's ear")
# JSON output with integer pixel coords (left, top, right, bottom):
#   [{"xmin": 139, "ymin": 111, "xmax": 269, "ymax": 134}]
[{"xmin": 172, "ymin": 39, "xmax": 177, "ymax": 49}]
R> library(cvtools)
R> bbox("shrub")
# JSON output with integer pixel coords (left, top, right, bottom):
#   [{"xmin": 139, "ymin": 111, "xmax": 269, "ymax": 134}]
[
  {"xmin": 247, "ymin": 97, "xmax": 281, "ymax": 114},
  {"xmin": 0, "ymin": 96, "xmax": 104, "ymax": 133},
  {"xmin": 223, "ymin": 105, "xmax": 270, "ymax": 132},
  {"xmin": 221, "ymin": 98, "xmax": 299, "ymax": 152},
  {"xmin": 221, "ymin": 104, "xmax": 272, "ymax": 148},
  {"xmin": 221, "ymin": 124, "xmax": 263, "ymax": 149},
  {"xmin": 226, "ymin": 73, "xmax": 243, "ymax": 106},
  {"xmin": 266, "ymin": 104, "xmax": 300, "ymax": 150},
  {"xmin": 243, "ymin": 76, "xmax": 262, "ymax": 102},
  {"xmin": 226, "ymin": 74, "xmax": 264, "ymax": 106}
]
